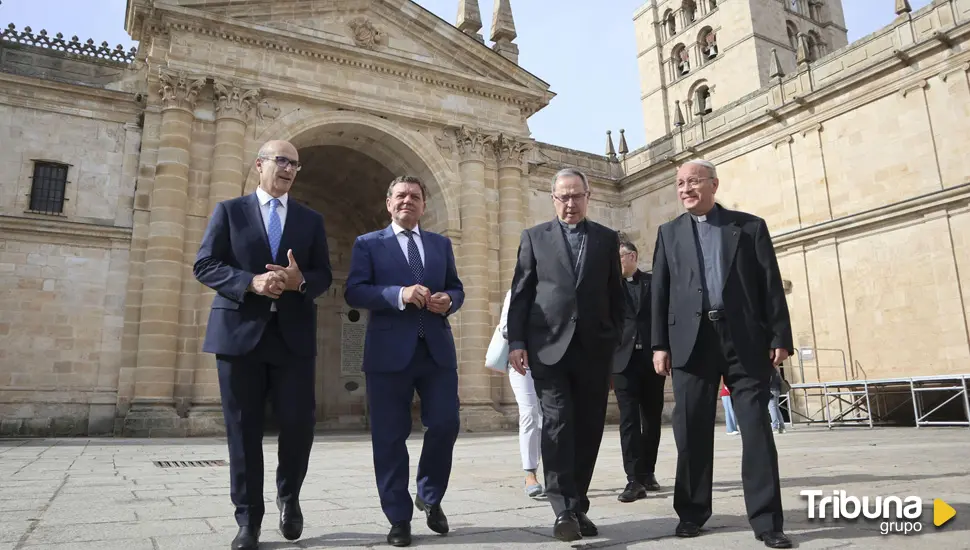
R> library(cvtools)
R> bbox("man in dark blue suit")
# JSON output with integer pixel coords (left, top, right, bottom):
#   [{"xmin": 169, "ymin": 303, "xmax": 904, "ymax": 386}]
[
  {"xmin": 194, "ymin": 140, "xmax": 332, "ymax": 550},
  {"xmin": 345, "ymin": 175, "xmax": 464, "ymax": 547}
]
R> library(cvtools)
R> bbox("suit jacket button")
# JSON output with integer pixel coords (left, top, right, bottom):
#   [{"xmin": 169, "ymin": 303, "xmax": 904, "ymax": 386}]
[
  {"xmin": 697, "ymin": 288, "xmax": 702, "ymax": 293},
  {"xmin": 695, "ymin": 312, "xmax": 701, "ymax": 317},
  {"xmin": 571, "ymin": 316, "xmax": 577, "ymax": 322}
]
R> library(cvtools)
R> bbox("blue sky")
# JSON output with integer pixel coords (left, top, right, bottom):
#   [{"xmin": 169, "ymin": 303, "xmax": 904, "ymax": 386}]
[{"xmin": 3, "ymin": 0, "xmax": 933, "ymax": 153}]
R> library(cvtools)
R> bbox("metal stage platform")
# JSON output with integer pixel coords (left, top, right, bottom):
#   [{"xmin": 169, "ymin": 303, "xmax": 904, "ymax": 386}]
[{"xmin": 777, "ymin": 348, "xmax": 970, "ymax": 429}]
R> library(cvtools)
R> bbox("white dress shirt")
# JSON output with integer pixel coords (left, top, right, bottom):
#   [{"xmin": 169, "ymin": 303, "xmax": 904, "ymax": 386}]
[
  {"xmin": 255, "ymin": 187, "xmax": 288, "ymax": 311},
  {"xmin": 391, "ymin": 221, "xmax": 425, "ymax": 310}
]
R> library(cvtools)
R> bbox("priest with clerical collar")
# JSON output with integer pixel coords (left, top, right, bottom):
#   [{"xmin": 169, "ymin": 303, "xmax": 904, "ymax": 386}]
[{"xmin": 506, "ymin": 168, "xmax": 625, "ymax": 542}]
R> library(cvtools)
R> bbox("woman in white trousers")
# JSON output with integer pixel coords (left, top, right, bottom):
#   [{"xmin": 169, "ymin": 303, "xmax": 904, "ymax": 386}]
[{"xmin": 499, "ymin": 289, "xmax": 544, "ymax": 497}]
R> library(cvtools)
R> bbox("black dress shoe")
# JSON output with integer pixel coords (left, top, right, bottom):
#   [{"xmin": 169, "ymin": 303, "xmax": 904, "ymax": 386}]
[
  {"xmin": 387, "ymin": 522, "xmax": 411, "ymax": 547},
  {"xmin": 231, "ymin": 526, "xmax": 259, "ymax": 550},
  {"xmin": 675, "ymin": 521, "xmax": 701, "ymax": 537},
  {"xmin": 553, "ymin": 511, "xmax": 582, "ymax": 542},
  {"xmin": 575, "ymin": 511, "xmax": 598, "ymax": 537},
  {"xmin": 618, "ymin": 481, "xmax": 647, "ymax": 502},
  {"xmin": 642, "ymin": 473, "xmax": 661, "ymax": 491},
  {"xmin": 276, "ymin": 497, "xmax": 303, "ymax": 541},
  {"xmin": 756, "ymin": 530, "xmax": 793, "ymax": 548},
  {"xmin": 415, "ymin": 495, "xmax": 449, "ymax": 534}
]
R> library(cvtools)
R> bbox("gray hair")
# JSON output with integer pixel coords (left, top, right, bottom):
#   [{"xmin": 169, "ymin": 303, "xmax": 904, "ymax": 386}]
[
  {"xmin": 551, "ymin": 167, "xmax": 590, "ymax": 194},
  {"xmin": 682, "ymin": 159, "xmax": 718, "ymax": 179}
]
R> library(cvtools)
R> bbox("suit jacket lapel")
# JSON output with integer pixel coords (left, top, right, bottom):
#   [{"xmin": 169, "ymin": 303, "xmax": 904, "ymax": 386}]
[
  {"xmin": 380, "ymin": 225, "xmax": 415, "ymax": 283},
  {"xmin": 244, "ymin": 193, "xmax": 274, "ymax": 263},
  {"xmin": 545, "ymin": 221, "xmax": 575, "ymax": 283},
  {"xmin": 675, "ymin": 214, "xmax": 700, "ymax": 286},
  {"xmin": 636, "ymin": 272, "xmax": 649, "ymax": 315},
  {"xmin": 720, "ymin": 210, "xmax": 740, "ymax": 291},
  {"xmin": 423, "ymin": 233, "xmax": 440, "ymax": 285}
]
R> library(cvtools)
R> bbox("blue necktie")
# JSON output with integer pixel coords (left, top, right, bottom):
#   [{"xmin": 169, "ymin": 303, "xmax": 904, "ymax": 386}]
[
  {"xmin": 267, "ymin": 198, "xmax": 282, "ymax": 260},
  {"xmin": 403, "ymin": 229, "xmax": 425, "ymax": 337}
]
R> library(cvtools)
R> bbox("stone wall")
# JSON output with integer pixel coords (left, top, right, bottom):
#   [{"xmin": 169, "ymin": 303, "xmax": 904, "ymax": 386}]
[{"xmin": 0, "ymin": 47, "xmax": 141, "ymax": 434}]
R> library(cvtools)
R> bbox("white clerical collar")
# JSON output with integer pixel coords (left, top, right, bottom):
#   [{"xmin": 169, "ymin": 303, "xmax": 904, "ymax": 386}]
[
  {"xmin": 625, "ymin": 276, "xmax": 635, "ymax": 282},
  {"xmin": 695, "ymin": 214, "xmax": 707, "ymax": 222},
  {"xmin": 256, "ymin": 186, "xmax": 288, "ymax": 208},
  {"xmin": 391, "ymin": 221, "xmax": 420, "ymax": 236}
]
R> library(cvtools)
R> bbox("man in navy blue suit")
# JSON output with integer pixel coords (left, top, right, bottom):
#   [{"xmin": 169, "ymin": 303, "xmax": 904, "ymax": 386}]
[
  {"xmin": 194, "ymin": 139, "xmax": 332, "ymax": 550},
  {"xmin": 345, "ymin": 175, "xmax": 464, "ymax": 547}
]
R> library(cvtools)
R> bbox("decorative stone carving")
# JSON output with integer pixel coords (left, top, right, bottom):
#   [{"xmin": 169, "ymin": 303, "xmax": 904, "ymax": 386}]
[
  {"xmin": 453, "ymin": 126, "xmax": 494, "ymax": 160},
  {"xmin": 349, "ymin": 17, "xmax": 386, "ymax": 49},
  {"xmin": 494, "ymin": 134, "xmax": 531, "ymax": 168},
  {"xmin": 256, "ymin": 99, "xmax": 281, "ymax": 121},
  {"xmin": 158, "ymin": 69, "xmax": 206, "ymax": 111},
  {"xmin": 433, "ymin": 129, "xmax": 454, "ymax": 154},
  {"xmin": 213, "ymin": 79, "xmax": 260, "ymax": 120}
]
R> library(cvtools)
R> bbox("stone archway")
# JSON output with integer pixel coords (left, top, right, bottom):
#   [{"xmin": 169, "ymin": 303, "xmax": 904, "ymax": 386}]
[{"xmin": 244, "ymin": 113, "xmax": 458, "ymax": 430}]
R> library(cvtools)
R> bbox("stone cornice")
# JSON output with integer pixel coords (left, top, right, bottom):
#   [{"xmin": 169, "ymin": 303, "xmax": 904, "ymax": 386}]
[
  {"xmin": 158, "ymin": 68, "xmax": 206, "ymax": 112},
  {"xmin": 0, "ymin": 72, "xmax": 141, "ymax": 123},
  {"xmin": 213, "ymin": 79, "xmax": 260, "ymax": 121},
  {"xmin": 0, "ymin": 215, "xmax": 132, "ymax": 248},
  {"xmin": 773, "ymin": 183, "xmax": 970, "ymax": 250},
  {"xmin": 145, "ymin": 7, "xmax": 553, "ymax": 117}
]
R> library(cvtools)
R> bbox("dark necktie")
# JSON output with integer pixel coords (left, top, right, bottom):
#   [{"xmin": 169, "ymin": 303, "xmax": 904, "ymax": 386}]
[{"xmin": 403, "ymin": 229, "xmax": 425, "ymax": 337}]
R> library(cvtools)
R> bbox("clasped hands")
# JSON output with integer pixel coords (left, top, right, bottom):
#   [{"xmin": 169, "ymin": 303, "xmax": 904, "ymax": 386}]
[
  {"xmin": 651, "ymin": 347, "xmax": 790, "ymax": 376},
  {"xmin": 250, "ymin": 249, "xmax": 303, "ymax": 299},
  {"xmin": 403, "ymin": 284, "xmax": 451, "ymax": 315}
]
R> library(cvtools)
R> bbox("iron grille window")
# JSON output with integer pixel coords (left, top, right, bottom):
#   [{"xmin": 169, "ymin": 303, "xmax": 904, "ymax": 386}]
[{"xmin": 28, "ymin": 161, "xmax": 69, "ymax": 214}]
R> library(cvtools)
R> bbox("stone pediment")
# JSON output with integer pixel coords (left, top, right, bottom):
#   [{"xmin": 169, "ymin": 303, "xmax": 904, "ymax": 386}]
[{"xmin": 144, "ymin": 0, "xmax": 549, "ymax": 94}]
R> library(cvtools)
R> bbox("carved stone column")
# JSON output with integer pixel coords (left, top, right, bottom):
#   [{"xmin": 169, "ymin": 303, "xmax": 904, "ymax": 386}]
[
  {"xmin": 187, "ymin": 80, "xmax": 260, "ymax": 435},
  {"xmin": 124, "ymin": 69, "xmax": 206, "ymax": 436},
  {"xmin": 494, "ymin": 135, "xmax": 530, "ymax": 291},
  {"xmin": 454, "ymin": 126, "xmax": 497, "ymax": 425}
]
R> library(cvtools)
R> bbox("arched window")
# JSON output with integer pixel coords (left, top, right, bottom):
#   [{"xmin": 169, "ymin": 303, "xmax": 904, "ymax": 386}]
[
  {"xmin": 808, "ymin": 30, "xmax": 823, "ymax": 59},
  {"xmin": 809, "ymin": 1, "xmax": 824, "ymax": 22},
  {"xmin": 786, "ymin": 21, "xmax": 798, "ymax": 51},
  {"xmin": 688, "ymin": 80, "xmax": 713, "ymax": 116},
  {"xmin": 695, "ymin": 86, "xmax": 712, "ymax": 115},
  {"xmin": 664, "ymin": 9, "xmax": 677, "ymax": 38},
  {"xmin": 672, "ymin": 44, "xmax": 690, "ymax": 77},
  {"xmin": 683, "ymin": 0, "xmax": 697, "ymax": 25},
  {"xmin": 698, "ymin": 26, "xmax": 718, "ymax": 61}
]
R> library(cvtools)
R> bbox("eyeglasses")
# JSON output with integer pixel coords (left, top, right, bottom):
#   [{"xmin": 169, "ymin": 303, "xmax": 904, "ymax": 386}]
[
  {"xmin": 260, "ymin": 155, "xmax": 303, "ymax": 172},
  {"xmin": 676, "ymin": 177, "xmax": 711, "ymax": 189},
  {"xmin": 552, "ymin": 192, "xmax": 589, "ymax": 204}
]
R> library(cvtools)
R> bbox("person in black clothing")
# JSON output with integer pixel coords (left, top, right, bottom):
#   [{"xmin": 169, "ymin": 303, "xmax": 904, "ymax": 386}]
[
  {"xmin": 612, "ymin": 240, "xmax": 666, "ymax": 502},
  {"xmin": 651, "ymin": 159, "xmax": 794, "ymax": 549}
]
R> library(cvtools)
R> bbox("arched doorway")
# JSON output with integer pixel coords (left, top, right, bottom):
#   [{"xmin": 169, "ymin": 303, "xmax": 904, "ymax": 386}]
[{"xmin": 245, "ymin": 112, "xmax": 458, "ymax": 431}]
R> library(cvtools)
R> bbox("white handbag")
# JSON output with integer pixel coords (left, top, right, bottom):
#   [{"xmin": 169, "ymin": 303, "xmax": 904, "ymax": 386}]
[{"xmin": 484, "ymin": 325, "xmax": 509, "ymax": 372}]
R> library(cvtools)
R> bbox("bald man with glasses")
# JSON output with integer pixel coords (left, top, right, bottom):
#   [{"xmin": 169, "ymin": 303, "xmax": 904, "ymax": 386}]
[{"xmin": 194, "ymin": 139, "xmax": 333, "ymax": 550}]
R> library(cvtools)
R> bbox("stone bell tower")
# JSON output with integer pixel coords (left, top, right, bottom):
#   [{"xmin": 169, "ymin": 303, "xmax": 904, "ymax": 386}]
[{"xmin": 633, "ymin": 0, "xmax": 848, "ymax": 143}]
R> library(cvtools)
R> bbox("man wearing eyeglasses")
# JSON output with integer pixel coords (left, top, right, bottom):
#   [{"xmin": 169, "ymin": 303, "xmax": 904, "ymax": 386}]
[
  {"xmin": 194, "ymin": 139, "xmax": 333, "ymax": 550},
  {"xmin": 506, "ymin": 168, "xmax": 624, "ymax": 542},
  {"xmin": 650, "ymin": 159, "xmax": 794, "ymax": 548}
]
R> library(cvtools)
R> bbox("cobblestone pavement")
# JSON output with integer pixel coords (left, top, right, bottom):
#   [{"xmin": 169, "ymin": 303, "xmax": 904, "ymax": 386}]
[{"xmin": 1, "ymin": 425, "xmax": 968, "ymax": 549}]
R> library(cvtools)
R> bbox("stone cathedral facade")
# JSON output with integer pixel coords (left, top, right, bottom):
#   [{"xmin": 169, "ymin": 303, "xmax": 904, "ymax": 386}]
[{"xmin": 1, "ymin": 0, "xmax": 968, "ymax": 436}]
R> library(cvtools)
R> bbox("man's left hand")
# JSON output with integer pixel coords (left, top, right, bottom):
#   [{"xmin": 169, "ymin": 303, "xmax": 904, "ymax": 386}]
[
  {"xmin": 266, "ymin": 249, "xmax": 304, "ymax": 292},
  {"xmin": 770, "ymin": 348, "xmax": 789, "ymax": 368},
  {"xmin": 426, "ymin": 292, "xmax": 452, "ymax": 315}
]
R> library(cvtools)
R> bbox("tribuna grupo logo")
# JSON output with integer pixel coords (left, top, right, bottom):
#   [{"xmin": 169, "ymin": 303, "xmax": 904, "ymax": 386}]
[{"xmin": 801, "ymin": 489, "xmax": 924, "ymax": 535}]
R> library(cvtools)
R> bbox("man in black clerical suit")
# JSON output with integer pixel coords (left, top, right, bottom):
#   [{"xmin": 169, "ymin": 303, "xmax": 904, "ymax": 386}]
[
  {"xmin": 507, "ymin": 167, "xmax": 624, "ymax": 542},
  {"xmin": 651, "ymin": 159, "xmax": 794, "ymax": 549},
  {"xmin": 612, "ymin": 240, "xmax": 665, "ymax": 503}
]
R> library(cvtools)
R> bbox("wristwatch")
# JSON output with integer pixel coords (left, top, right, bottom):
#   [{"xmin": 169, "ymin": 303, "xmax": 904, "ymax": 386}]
[{"xmin": 298, "ymin": 278, "xmax": 307, "ymax": 294}]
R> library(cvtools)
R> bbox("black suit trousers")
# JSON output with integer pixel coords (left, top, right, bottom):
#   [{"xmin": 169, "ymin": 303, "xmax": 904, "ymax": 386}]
[
  {"xmin": 216, "ymin": 314, "xmax": 316, "ymax": 528},
  {"xmin": 671, "ymin": 318, "xmax": 783, "ymax": 535},
  {"xmin": 612, "ymin": 349, "xmax": 666, "ymax": 482},
  {"xmin": 531, "ymin": 334, "xmax": 611, "ymax": 517}
]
